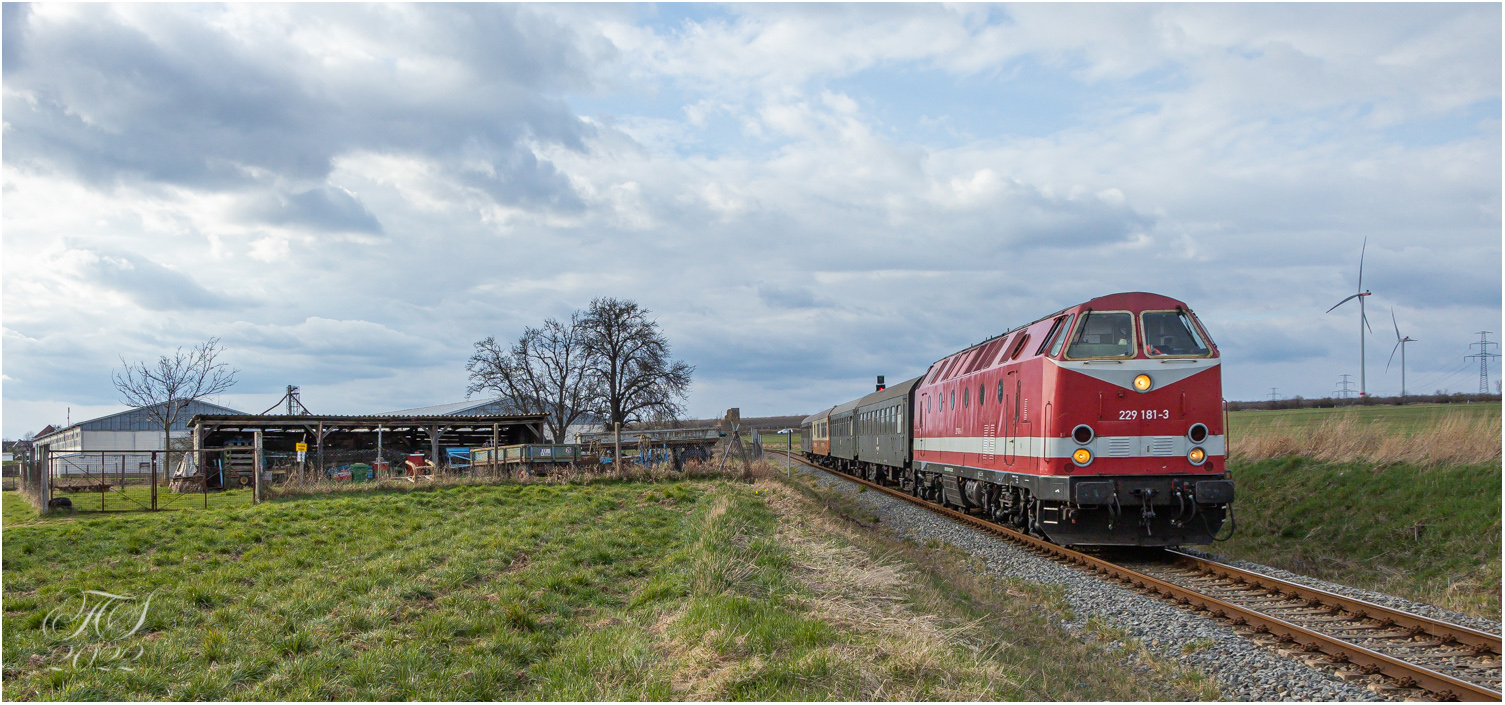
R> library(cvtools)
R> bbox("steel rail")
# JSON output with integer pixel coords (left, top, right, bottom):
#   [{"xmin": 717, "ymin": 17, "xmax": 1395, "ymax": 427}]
[
  {"xmin": 1163, "ymin": 550, "xmax": 1501, "ymax": 657},
  {"xmin": 769, "ymin": 450, "xmax": 1502, "ymax": 702}
]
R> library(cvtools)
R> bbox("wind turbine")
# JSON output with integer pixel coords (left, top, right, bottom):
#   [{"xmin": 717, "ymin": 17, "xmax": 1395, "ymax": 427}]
[
  {"xmin": 1326, "ymin": 238, "xmax": 1374, "ymax": 396},
  {"xmin": 1387, "ymin": 308, "xmax": 1415, "ymax": 398}
]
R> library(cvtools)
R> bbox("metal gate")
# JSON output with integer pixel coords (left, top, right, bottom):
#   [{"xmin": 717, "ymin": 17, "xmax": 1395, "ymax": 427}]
[{"xmin": 26, "ymin": 441, "xmax": 267, "ymax": 514}]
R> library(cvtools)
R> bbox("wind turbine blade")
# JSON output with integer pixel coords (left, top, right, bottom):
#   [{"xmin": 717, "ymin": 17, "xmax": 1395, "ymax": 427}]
[
  {"xmin": 1358, "ymin": 237, "xmax": 1367, "ymax": 291},
  {"xmin": 1387, "ymin": 340, "xmax": 1401, "ymax": 372},
  {"xmin": 1363, "ymin": 311, "xmax": 1373, "ymax": 334},
  {"xmin": 1326, "ymin": 293, "xmax": 1361, "ymax": 313},
  {"xmin": 1391, "ymin": 308, "xmax": 1401, "ymax": 341}
]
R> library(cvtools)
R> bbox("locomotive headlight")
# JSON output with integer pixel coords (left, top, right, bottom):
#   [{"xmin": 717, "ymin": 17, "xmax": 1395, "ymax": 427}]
[
  {"xmin": 1188, "ymin": 447, "xmax": 1207, "ymax": 465},
  {"xmin": 1072, "ymin": 448, "xmax": 1094, "ymax": 466},
  {"xmin": 1133, "ymin": 374, "xmax": 1153, "ymax": 392}
]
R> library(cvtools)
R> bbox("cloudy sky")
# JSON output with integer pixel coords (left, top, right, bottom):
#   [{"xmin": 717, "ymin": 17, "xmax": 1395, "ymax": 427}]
[{"xmin": 3, "ymin": 3, "xmax": 1500, "ymax": 438}]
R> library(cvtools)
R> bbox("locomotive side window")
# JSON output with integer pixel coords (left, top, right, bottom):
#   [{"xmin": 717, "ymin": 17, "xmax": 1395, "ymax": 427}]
[
  {"xmin": 1008, "ymin": 332, "xmax": 1031, "ymax": 360},
  {"xmin": 978, "ymin": 383, "xmax": 984, "ymax": 407},
  {"xmin": 1064, "ymin": 311, "xmax": 1136, "ymax": 359},
  {"xmin": 1141, "ymin": 310, "xmax": 1212, "ymax": 357},
  {"xmin": 996, "ymin": 380, "xmax": 1004, "ymax": 403},
  {"xmin": 963, "ymin": 387, "xmax": 969, "ymax": 408},
  {"xmin": 950, "ymin": 389, "xmax": 955, "ymax": 409},
  {"xmin": 1035, "ymin": 315, "xmax": 1066, "ymax": 355},
  {"xmin": 1047, "ymin": 314, "xmax": 1076, "ymax": 357}
]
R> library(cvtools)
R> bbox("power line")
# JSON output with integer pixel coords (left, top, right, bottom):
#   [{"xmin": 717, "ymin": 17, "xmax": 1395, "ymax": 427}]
[
  {"xmin": 1408, "ymin": 358, "xmax": 1474, "ymax": 393},
  {"xmin": 1465, "ymin": 331, "xmax": 1501, "ymax": 394}
]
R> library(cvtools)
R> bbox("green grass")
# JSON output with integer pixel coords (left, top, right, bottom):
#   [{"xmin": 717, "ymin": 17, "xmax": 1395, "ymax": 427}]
[
  {"xmin": 8, "ymin": 485, "xmax": 258, "ymax": 518},
  {"xmin": 1217, "ymin": 457, "xmax": 1501, "ymax": 620},
  {"xmin": 1229, "ymin": 401, "xmax": 1501, "ymax": 435},
  {"xmin": 4, "ymin": 472, "xmax": 1210, "ymax": 701},
  {"xmin": 3, "ymin": 491, "xmax": 39, "ymax": 526}
]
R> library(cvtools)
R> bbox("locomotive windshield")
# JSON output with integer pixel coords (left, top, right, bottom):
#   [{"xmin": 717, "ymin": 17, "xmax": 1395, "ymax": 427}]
[
  {"xmin": 1141, "ymin": 310, "xmax": 1212, "ymax": 357},
  {"xmin": 1064, "ymin": 311, "xmax": 1135, "ymax": 359}
]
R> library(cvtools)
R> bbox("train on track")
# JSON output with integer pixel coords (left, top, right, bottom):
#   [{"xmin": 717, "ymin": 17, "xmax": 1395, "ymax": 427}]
[{"xmin": 801, "ymin": 291, "xmax": 1234, "ymax": 547}]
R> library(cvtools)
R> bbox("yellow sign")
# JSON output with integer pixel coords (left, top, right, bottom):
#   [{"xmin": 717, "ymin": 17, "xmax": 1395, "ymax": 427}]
[{"xmin": 296, "ymin": 442, "xmax": 308, "ymax": 452}]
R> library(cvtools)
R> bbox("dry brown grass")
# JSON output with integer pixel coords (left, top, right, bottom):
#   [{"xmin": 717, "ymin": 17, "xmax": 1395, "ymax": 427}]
[
  {"xmin": 1230, "ymin": 412, "xmax": 1502, "ymax": 466},
  {"xmin": 655, "ymin": 479, "xmax": 1020, "ymax": 701}
]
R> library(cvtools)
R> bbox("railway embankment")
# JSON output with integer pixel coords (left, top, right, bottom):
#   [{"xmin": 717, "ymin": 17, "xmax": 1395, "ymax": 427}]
[
  {"xmin": 771, "ymin": 453, "xmax": 1503, "ymax": 701},
  {"xmin": 1214, "ymin": 457, "xmax": 1501, "ymax": 621},
  {"xmin": 1219, "ymin": 403, "xmax": 1502, "ymax": 621}
]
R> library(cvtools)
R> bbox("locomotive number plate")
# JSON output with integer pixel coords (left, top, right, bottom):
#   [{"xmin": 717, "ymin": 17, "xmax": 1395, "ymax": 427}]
[{"xmin": 1118, "ymin": 409, "xmax": 1171, "ymax": 420}]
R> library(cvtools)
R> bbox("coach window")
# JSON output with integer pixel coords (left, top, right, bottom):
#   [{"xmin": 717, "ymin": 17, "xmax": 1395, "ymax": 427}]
[
  {"xmin": 1064, "ymin": 311, "xmax": 1136, "ymax": 359},
  {"xmin": 1141, "ymin": 310, "xmax": 1213, "ymax": 358}
]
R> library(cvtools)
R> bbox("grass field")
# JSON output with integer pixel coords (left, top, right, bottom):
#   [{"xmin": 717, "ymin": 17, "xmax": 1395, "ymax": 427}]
[
  {"xmin": 755, "ymin": 431, "xmax": 802, "ymax": 451},
  {"xmin": 2, "ymin": 467, "xmax": 1212, "ymax": 701},
  {"xmin": 1227, "ymin": 402, "xmax": 1500, "ymax": 467},
  {"xmin": 1229, "ymin": 402, "xmax": 1501, "ymax": 435},
  {"xmin": 9, "ymin": 485, "xmax": 258, "ymax": 516}
]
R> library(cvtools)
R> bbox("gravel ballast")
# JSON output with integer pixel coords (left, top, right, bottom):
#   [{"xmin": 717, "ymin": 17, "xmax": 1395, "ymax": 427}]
[{"xmin": 774, "ymin": 457, "xmax": 1466, "ymax": 701}]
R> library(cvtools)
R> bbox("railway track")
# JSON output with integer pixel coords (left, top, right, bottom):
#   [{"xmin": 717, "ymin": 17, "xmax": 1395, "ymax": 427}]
[{"xmin": 768, "ymin": 450, "xmax": 1502, "ymax": 702}]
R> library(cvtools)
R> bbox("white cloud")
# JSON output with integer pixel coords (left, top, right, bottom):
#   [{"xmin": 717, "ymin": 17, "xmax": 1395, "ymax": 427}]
[{"xmin": 2, "ymin": 3, "xmax": 1499, "ymax": 437}]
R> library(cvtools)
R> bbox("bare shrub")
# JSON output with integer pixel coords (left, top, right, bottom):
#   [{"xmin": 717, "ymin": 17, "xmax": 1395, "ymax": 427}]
[
  {"xmin": 266, "ymin": 456, "xmax": 776, "ymax": 499},
  {"xmin": 1231, "ymin": 412, "xmax": 1502, "ymax": 466}
]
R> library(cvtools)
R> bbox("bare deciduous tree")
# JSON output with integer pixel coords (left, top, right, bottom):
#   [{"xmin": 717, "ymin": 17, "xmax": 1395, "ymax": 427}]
[
  {"xmin": 466, "ymin": 312, "xmax": 599, "ymax": 443},
  {"xmin": 113, "ymin": 338, "xmax": 238, "ymax": 472},
  {"xmin": 581, "ymin": 297, "xmax": 694, "ymax": 429}
]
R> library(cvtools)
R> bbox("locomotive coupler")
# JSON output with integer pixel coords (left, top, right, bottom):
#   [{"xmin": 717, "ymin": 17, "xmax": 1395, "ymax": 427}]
[{"xmin": 1131, "ymin": 488, "xmax": 1158, "ymax": 535}]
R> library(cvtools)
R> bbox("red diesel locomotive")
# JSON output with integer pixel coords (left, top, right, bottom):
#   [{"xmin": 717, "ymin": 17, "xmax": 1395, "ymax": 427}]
[{"xmin": 801, "ymin": 292, "xmax": 1233, "ymax": 546}]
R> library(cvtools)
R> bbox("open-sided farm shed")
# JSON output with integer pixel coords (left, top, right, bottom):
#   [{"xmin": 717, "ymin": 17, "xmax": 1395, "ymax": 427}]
[{"xmin": 188, "ymin": 412, "xmax": 549, "ymax": 486}]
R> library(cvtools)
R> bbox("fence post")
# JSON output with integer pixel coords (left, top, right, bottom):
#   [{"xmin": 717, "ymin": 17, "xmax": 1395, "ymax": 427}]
[
  {"xmin": 253, "ymin": 430, "xmax": 263, "ymax": 505},
  {"xmin": 37, "ymin": 445, "xmax": 51, "ymax": 515}
]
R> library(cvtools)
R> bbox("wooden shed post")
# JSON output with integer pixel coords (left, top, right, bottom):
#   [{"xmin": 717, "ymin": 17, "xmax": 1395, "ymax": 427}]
[
  {"xmin": 428, "ymin": 425, "xmax": 442, "ymax": 476},
  {"xmin": 253, "ymin": 429, "xmax": 263, "ymax": 504},
  {"xmin": 195, "ymin": 422, "xmax": 207, "ymax": 508},
  {"xmin": 491, "ymin": 423, "xmax": 499, "ymax": 478},
  {"xmin": 613, "ymin": 422, "xmax": 622, "ymax": 471}
]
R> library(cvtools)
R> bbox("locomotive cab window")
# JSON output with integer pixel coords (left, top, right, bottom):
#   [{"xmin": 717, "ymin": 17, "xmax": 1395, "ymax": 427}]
[
  {"xmin": 1141, "ymin": 310, "xmax": 1213, "ymax": 358},
  {"xmin": 1047, "ymin": 314, "xmax": 1076, "ymax": 357},
  {"xmin": 1064, "ymin": 311, "xmax": 1136, "ymax": 359}
]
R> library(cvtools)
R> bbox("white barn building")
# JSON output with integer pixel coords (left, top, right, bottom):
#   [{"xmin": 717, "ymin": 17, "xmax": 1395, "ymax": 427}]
[{"xmin": 32, "ymin": 400, "xmax": 244, "ymax": 476}]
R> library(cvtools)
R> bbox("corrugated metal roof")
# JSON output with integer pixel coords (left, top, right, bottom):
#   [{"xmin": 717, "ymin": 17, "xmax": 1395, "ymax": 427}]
[
  {"xmin": 380, "ymin": 398, "xmax": 517, "ymax": 416},
  {"xmin": 35, "ymin": 399, "xmax": 246, "ymax": 440}
]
